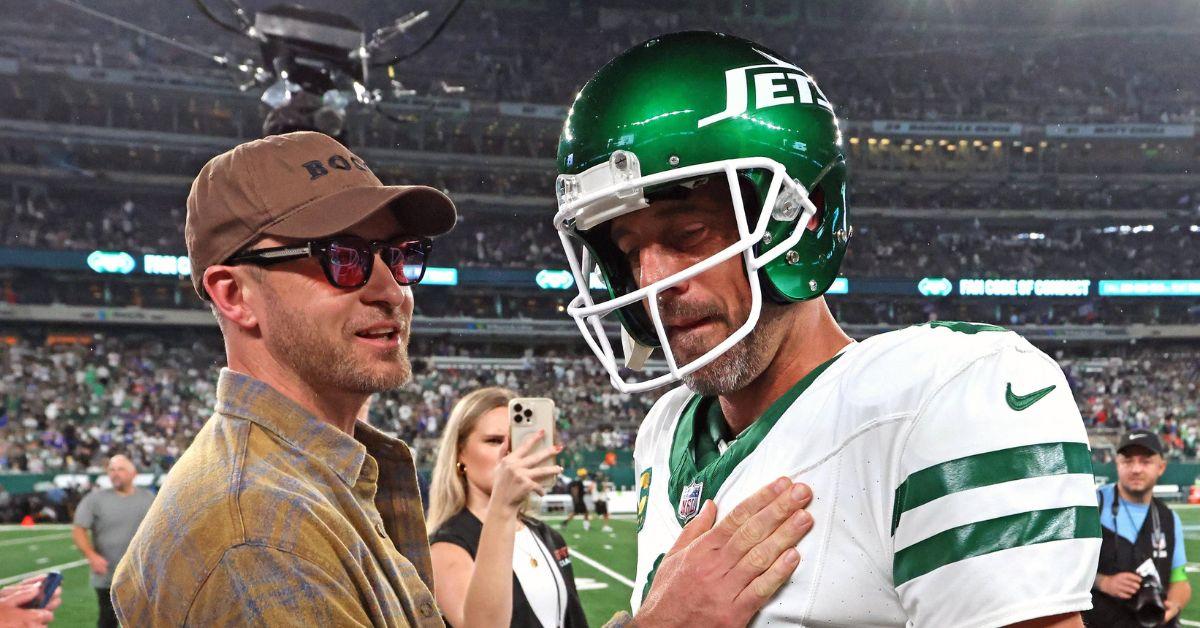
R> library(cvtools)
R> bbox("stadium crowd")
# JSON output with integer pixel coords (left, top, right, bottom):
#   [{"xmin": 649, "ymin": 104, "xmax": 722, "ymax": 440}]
[
  {"xmin": 0, "ymin": 333, "xmax": 1195, "ymax": 482},
  {"xmin": 1066, "ymin": 346, "xmax": 1200, "ymax": 458},
  {"xmin": 0, "ymin": 333, "xmax": 655, "ymax": 480},
  {"xmin": 3, "ymin": 1, "xmax": 1197, "ymax": 125}
]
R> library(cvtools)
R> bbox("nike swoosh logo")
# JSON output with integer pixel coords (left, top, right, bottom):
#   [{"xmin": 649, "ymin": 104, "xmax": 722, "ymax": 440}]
[{"xmin": 1006, "ymin": 383, "xmax": 1057, "ymax": 411}]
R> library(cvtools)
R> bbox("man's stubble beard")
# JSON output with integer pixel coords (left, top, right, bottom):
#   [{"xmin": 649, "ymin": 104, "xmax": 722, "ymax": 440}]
[
  {"xmin": 677, "ymin": 301, "xmax": 788, "ymax": 397},
  {"xmin": 261, "ymin": 286, "xmax": 412, "ymax": 395}
]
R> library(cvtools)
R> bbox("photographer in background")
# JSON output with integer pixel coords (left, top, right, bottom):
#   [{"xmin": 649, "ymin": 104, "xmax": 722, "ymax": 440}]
[{"xmin": 1087, "ymin": 430, "xmax": 1192, "ymax": 627}]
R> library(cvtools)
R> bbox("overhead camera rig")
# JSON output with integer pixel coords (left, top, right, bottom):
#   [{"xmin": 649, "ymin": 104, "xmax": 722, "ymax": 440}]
[
  {"xmin": 48, "ymin": 0, "xmax": 466, "ymax": 144},
  {"xmin": 198, "ymin": 0, "xmax": 467, "ymax": 142}
]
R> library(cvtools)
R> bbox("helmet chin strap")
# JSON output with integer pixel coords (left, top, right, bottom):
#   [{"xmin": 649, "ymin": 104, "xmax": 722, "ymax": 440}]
[{"xmin": 621, "ymin": 328, "xmax": 654, "ymax": 371}]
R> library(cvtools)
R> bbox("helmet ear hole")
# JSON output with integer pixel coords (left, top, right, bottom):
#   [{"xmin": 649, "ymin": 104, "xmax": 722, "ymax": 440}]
[{"xmin": 805, "ymin": 186, "xmax": 827, "ymax": 232}]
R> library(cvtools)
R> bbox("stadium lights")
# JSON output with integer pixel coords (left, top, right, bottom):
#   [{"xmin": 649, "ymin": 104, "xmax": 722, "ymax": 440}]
[
  {"xmin": 849, "ymin": 137, "xmax": 859, "ymax": 145},
  {"xmin": 1039, "ymin": 141, "xmax": 1049, "ymax": 148},
  {"xmin": 1191, "ymin": 225, "xmax": 1199, "ymax": 233},
  {"xmin": 992, "ymin": 140, "xmax": 1002, "ymax": 148},
  {"xmin": 1023, "ymin": 146, "xmax": 1034, "ymax": 153}
]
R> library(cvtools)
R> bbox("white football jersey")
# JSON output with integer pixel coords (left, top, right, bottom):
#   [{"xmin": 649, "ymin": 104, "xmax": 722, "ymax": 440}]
[{"xmin": 631, "ymin": 323, "xmax": 1101, "ymax": 627}]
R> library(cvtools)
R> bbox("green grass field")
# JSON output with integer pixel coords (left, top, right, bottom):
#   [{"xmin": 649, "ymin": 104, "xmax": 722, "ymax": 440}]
[
  {"xmin": 0, "ymin": 525, "xmax": 95, "ymax": 626},
  {"xmin": 10, "ymin": 510, "xmax": 1200, "ymax": 626},
  {"xmin": 0, "ymin": 518, "xmax": 640, "ymax": 627}
]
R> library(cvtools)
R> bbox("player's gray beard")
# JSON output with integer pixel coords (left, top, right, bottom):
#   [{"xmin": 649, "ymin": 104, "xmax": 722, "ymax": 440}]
[
  {"xmin": 677, "ymin": 301, "xmax": 786, "ymax": 397},
  {"xmin": 261, "ymin": 287, "xmax": 412, "ymax": 395}
]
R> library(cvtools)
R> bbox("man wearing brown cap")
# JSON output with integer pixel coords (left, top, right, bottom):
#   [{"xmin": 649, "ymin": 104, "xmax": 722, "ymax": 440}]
[{"xmin": 111, "ymin": 131, "xmax": 456, "ymax": 626}]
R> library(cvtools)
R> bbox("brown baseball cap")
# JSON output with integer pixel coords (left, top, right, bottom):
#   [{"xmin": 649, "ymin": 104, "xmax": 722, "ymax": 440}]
[{"xmin": 185, "ymin": 131, "xmax": 457, "ymax": 299}]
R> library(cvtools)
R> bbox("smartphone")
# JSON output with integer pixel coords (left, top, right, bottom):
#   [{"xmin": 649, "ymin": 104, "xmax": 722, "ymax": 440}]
[
  {"xmin": 20, "ymin": 571, "xmax": 61, "ymax": 610},
  {"xmin": 509, "ymin": 397, "xmax": 557, "ymax": 488}
]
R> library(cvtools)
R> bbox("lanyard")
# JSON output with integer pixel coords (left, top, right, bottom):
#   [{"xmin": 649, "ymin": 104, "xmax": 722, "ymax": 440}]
[{"xmin": 1110, "ymin": 488, "xmax": 1165, "ymax": 566}]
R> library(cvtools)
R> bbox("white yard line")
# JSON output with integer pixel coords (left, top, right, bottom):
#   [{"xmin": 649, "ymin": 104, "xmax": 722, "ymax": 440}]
[
  {"xmin": 571, "ymin": 549, "xmax": 635, "ymax": 589},
  {"xmin": 0, "ymin": 559, "xmax": 89, "ymax": 586},
  {"xmin": 0, "ymin": 533, "xmax": 72, "ymax": 547},
  {"xmin": 1179, "ymin": 619, "xmax": 1200, "ymax": 627}
]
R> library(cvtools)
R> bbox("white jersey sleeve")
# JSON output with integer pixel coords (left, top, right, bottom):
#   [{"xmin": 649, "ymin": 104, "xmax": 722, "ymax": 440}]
[{"xmin": 891, "ymin": 337, "xmax": 1101, "ymax": 627}]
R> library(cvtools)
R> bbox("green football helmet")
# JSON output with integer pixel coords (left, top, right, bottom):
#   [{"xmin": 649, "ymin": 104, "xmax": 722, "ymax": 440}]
[{"xmin": 553, "ymin": 31, "xmax": 849, "ymax": 393}]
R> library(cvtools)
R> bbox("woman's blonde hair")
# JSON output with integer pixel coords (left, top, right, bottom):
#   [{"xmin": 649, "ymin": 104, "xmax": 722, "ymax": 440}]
[{"xmin": 426, "ymin": 386, "xmax": 517, "ymax": 534}]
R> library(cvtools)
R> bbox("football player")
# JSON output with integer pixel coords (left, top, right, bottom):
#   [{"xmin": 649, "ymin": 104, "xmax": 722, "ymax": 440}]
[{"xmin": 553, "ymin": 31, "xmax": 1101, "ymax": 627}]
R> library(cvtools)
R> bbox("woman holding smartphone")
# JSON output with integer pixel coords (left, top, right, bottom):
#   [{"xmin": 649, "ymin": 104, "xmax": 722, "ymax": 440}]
[{"xmin": 428, "ymin": 387, "xmax": 588, "ymax": 628}]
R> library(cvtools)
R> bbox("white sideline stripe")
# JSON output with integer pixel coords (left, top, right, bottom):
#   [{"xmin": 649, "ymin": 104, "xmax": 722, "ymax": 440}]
[
  {"xmin": 895, "ymin": 474, "xmax": 1097, "ymax": 551},
  {"xmin": 571, "ymin": 550, "xmax": 635, "ymax": 589},
  {"xmin": 0, "ymin": 559, "xmax": 88, "ymax": 586},
  {"xmin": 0, "ymin": 524, "xmax": 72, "ymax": 531},
  {"xmin": 0, "ymin": 533, "xmax": 72, "ymax": 547},
  {"xmin": 1179, "ymin": 619, "xmax": 1200, "ymax": 627}
]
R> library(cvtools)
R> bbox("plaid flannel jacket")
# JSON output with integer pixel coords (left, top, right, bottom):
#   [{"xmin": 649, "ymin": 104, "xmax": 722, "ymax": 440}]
[{"xmin": 112, "ymin": 368, "xmax": 443, "ymax": 627}]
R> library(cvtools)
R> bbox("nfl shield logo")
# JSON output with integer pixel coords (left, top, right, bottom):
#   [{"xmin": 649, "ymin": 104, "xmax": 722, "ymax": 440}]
[{"xmin": 678, "ymin": 482, "xmax": 704, "ymax": 522}]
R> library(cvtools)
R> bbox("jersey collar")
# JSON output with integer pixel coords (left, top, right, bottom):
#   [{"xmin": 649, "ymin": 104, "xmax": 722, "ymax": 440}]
[{"xmin": 666, "ymin": 351, "xmax": 845, "ymax": 526}]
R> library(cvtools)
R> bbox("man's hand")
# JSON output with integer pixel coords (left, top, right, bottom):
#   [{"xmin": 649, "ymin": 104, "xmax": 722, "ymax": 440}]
[
  {"xmin": 1164, "ymin": 599, "xmax": 1181, "ymax": 623},
  {"xmin": 0, "ymin": 575, "xmax": 60, "ymax": 627},
  {"xmin": 635, "ymin": 477, "xmax": 813, "ymax": 627},
  {"xmin": 1096, "ymin": 572, "xmax": 1141, "ymax": 599},
  {"xmin": 87, "ymin": 553, "xmax": 108, "ymax": 576}
]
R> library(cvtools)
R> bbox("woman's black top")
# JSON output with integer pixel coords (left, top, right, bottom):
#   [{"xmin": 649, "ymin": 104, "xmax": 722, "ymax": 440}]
[{"xmin": 430, "ymin": 508, "xmax": 589, "ymax": 628}]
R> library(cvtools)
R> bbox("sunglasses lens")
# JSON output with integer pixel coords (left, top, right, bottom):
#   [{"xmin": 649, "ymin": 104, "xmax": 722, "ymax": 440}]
[
  {"xmin": 326, "ymin": 241, "xmax": 369, "ymax": 287},
  {"xmin": 385, "ymin": 240, "xmax": 428, "ymax": 284}
]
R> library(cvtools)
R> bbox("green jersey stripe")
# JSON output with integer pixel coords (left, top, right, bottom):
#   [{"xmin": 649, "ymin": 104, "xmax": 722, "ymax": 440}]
[
  {"xmin": 893, "ymin": 505, "xmax": 1101, "ymax": 586},
  {"xmin": 891, "ymin": 441, "xmax": 1092, "ymax": 535}
]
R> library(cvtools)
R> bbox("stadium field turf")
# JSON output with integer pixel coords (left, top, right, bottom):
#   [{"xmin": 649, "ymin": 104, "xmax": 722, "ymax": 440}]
[
  {"xmin": 11, "ymin": 509, "xmax": 1200, "ymax": 626},
  {"xmin": 0, "ymin": 518, "xmax": 641, "ymax": 627}
]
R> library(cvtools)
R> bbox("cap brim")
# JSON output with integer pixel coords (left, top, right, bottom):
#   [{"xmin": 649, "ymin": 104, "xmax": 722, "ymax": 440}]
[
  {"xmin": 264, "ymin": 184, "xmax": 457, "ymax": 240},
  {"xmin": 1117, "ymin": 443, "xmax": 1162, "ymax": 456}
]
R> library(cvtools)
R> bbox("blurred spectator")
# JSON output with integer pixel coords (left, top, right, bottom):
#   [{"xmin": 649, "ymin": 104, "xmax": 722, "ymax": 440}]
[{"xmin": 71, "ymin": 454, "xmax": 155, "ymax": 628}]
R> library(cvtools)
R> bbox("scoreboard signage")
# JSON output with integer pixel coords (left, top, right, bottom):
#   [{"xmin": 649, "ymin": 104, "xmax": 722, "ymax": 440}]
[
  {"xmin": 86, "ymin": 251, "xmax": 136, "ymax": 275},
  {"xmin": 1097, "ymin": 280, "xmax": 1200, "ymax": 297},
  {"xmin": 1045, "ymin": 124, "xmax": 1195, "ymax": 139},
  {"xmin": 2, "ymin": 248, "xmax": 1191, "ymax": 299},
  {"xmin": 958, "ymin": 278, "xmax": 1092, "ymax": 298},
  {"xmin": 871, "ymin": 120, "xmax": 1022, "ymax": 137}
]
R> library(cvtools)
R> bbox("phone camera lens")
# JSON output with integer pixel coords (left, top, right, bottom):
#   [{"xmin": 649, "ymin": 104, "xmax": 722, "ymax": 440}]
[
  {"xmin": 523, "ymin": 409, "xmax": 533, "ymax": 418},
  {"xmin": 513, "ymin": 403, "xmax": 523, "ymax": 413}
]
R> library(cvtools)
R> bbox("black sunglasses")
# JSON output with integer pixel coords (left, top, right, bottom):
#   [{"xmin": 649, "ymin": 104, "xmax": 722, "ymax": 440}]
[{"xmin": 226, "ymin": 236, "xmax": 432, "ymax": 289}]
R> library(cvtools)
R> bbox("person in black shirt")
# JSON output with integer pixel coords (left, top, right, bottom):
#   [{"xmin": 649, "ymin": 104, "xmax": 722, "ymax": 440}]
[
  {"xmin": 427, "ymin": 387, "xmax": 587, "ymax": 628},
  {"xmin": 561, "ymin": 470, "xmax": 591, "ymax": 532}
]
